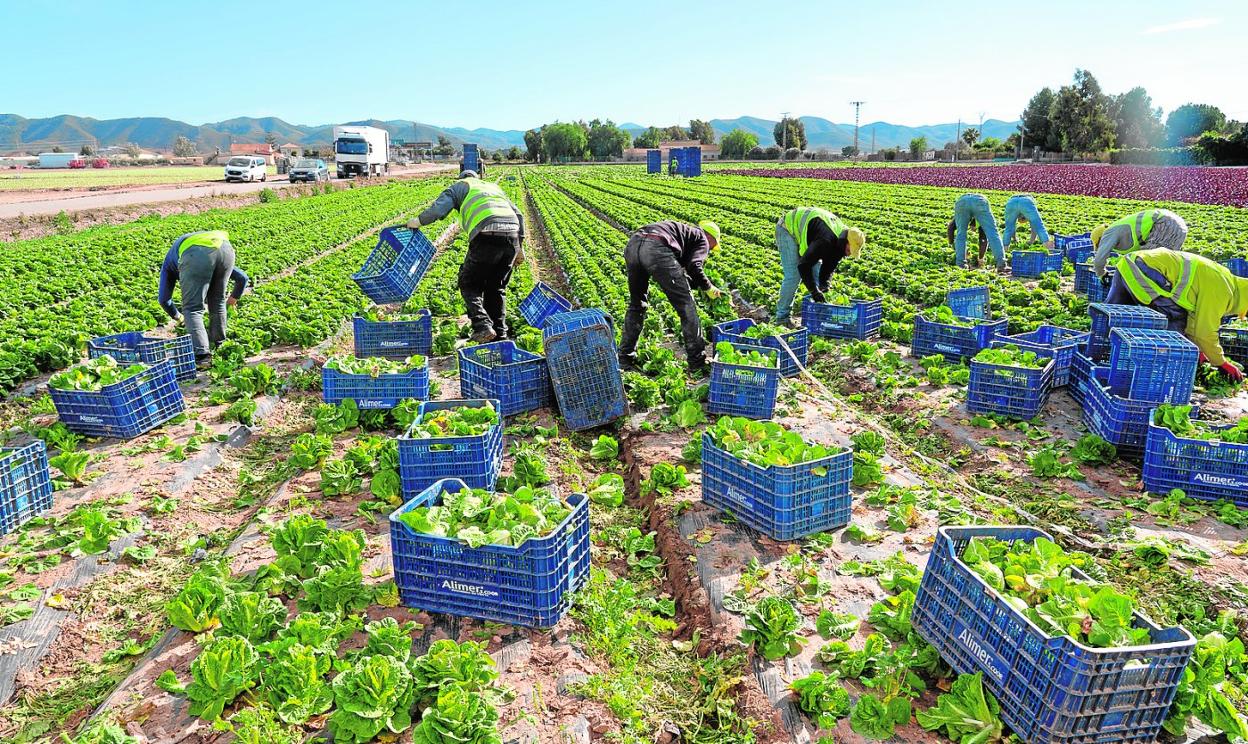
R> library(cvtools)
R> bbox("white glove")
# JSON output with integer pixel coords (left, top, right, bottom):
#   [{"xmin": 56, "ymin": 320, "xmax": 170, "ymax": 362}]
[{"xmin": 406, "ymin": 217, "xmax": 422, "ymax": 229}]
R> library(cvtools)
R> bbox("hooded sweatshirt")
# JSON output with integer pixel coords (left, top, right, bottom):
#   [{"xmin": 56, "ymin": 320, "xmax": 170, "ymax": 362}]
[{"xmin": 1126, "ymin": 249, "xmax": 1248, "ymax": 365}]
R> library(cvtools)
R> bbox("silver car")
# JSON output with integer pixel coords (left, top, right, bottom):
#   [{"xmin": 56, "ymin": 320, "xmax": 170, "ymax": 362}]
[{"xmin": 288, "ymin": 158, "xmax": 329, "ymax": 183}]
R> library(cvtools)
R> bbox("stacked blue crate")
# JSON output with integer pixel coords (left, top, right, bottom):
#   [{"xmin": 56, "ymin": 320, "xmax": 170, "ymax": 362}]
[{"xmin": 542, "ymin": 310, "xmax": 626, "ymax": 430}]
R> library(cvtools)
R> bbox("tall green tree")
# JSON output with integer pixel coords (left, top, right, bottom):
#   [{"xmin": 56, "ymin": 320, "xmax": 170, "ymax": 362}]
[
  {"xmin": 1166, "ymin": 103, "xmax": 1227, "ymax": 144},
  {"xmin": 961, "ymin": 128, "xmax": 980, "ymax": 147},
  {"xmin": 1110, "ymin": 87, "xmax": 1165, "ymax": 148},
  {"xmin": 173, "ymin": 135, "xmax": 197, "ymax": 157},
  {"xmin": 908, "ymin": 136, "xmax": 927, "ymax": 159},
  {"xmin": 434, "ymin": 135, "xmax": 455, "ymax": 156},
  {"xmin": 689, "ymin": 119, "xmax": 715, "ymax": 144},
  {"xmin": 1021, "ymin": 87, "xmax": 1058, "ymax": 151},
  {"xmin": 1049, "ymin": 69, "xmax": 1115, "ymax": 154},
  {"xmin": 542, "ymin": 122, "xmax": 588, "ymax": 162},
  {"xmin": 773, "ymin": 117, "xmax": 807, "ymax": 150},
  {"xmin": 506, "ymin": 145, "xmax": 523, "ymax": 161},
  {"xmin": 586, "ymin": 119, "xmax": 630, "ymax": 159},
  {"xmin": 524, "ymin": 128, "xmax": 544, "ymax": 162},
  {"xmin": 633, "ymin": 127, "xmax": 662, "ymax": 149},
  {"xmin": 720, "ymin": 128, "xmax": 758, "ymax": 159},
  {"xmin": 662, "ymin": 125, "xmax": 688, "ymax": 141}
]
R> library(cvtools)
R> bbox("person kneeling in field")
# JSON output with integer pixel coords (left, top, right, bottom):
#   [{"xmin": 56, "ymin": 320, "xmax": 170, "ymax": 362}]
[
  {"xmin": 1107, "ymin": 247, "xmax": 1248, "ymax": 382},
  {"xmin": 409, "ymin": 170, "xmax": 525, "ymax": 343},
  {"xmin": 157, "ymin": 230, "xmax": 249, "ymax": 367},
  {"xmin": 773, "ymin": 207, "xmax": 866, "ymax": 325},
  {"xmin": 1091, "ymin": 208, "xmax": 1188, "ymax": 282},
  {"xmin": 947, "ymin": 193, "xmax": 1006, "ymax": 271},
  {"xmin": 618, "ymin": 219, "xmax": 728, "ymax": 373},
  {"xmin": 1002, "ymin": 194, "xmax": 1054, "ymax": 249}
]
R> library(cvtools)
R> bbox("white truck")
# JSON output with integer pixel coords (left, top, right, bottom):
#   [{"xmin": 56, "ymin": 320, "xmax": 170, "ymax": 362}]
[{"xmin": 332, "ymin": 125, "xmax": 390, "ymax": 178}]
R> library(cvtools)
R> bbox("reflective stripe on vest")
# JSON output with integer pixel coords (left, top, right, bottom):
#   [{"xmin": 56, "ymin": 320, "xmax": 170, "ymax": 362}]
[
  {"xmin": 459, "ymin": 178, "xmax": 514, "ymax": 235},
  {"xmin": 1109, "ymin": 210, "xmax": 1158, "ymax": 251},
  {"xmin": 1118, "ymin": 253, "xmax": 1198, "ymax": 312},
  {"xmin": 783, "ymin": 208, "xmax": 846, "ymax": 256},
  {"xmin": 178, "ymin": 230, "xmax": 228, "ymax": 255}
]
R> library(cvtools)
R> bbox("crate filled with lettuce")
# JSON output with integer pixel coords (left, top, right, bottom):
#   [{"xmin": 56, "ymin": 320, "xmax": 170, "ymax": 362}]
[
  {"xmin": 912, "ymin": 287, "xmax": 1007, "ymax": 362},
  {"xmin": 352, "ymin": 307, "xmax": 432, "ymax": 360},
  {"xmin": 49, "ymin": 357, "xmax": 185, "ymax": 439},
  {"xmin": 398, "ymin": 399, "xmax": 503, "ymax": 495},
  {"xmin": 321, "ymin": 354, "xmax": 429, "ymax": 409},
  {"xmin": 967, "ymin": 345, "xmax": 1055, "ymax": 420},
  {"xmin": 458, "ymin": 341, "xmax": 554, "ymax": 416},
  {"xmin": 389, "ymin": 478, "xmax": 589, "ymax": 626},
  {"xmin": 87, "ymin": 331, "xmax": 197, "ymax": 383},
  {"xmin": 800, "ymin": 293, "xmax": 883, "ymax": 341},
  {"xmin": 711, "ymin": 318, "xmax": 808, "ymax": 377},
  {"xmin": 700, "ymin": 416, "xmax": 852, "ymax": 540},
  {"xmin": 996, "ymin": 325, "xmax": 1089, "ymax": 388},
  {"xmin": 1144, "ymin": 404, "xmax": 1248, "ymax": 506},
  {"xmin": 707, "ymin": 341, "xmax": 780, "ymax": 419},
  {"xmin": 913, "ymin": 525, "xmax": 1195, "ymax": 744}
]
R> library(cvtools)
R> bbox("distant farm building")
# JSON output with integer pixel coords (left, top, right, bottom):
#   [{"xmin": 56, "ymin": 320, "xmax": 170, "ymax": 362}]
[{"xmin": 622, "ymin": 140, "xmax": 719, "ymax": 162}]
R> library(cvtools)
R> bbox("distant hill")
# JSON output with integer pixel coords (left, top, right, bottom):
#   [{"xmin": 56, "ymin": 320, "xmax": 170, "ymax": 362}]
[{"xmin": 0, "ymin": 113, "xmax": 1020, "ymax": 154}]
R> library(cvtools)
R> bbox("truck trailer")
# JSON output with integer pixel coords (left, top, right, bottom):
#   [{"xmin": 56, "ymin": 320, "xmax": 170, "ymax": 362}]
[{"xmin": 332, "ymin": 125, "xmax": 390, "ymax": 178}]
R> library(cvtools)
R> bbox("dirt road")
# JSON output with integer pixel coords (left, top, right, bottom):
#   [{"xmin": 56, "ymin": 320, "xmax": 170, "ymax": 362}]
[{"xmin": 0, "ymin": 163, "xmax": 454, "ymax": 218}]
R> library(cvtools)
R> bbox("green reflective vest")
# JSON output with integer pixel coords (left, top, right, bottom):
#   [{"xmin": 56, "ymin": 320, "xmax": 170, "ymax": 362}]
[
  {"xmin": 1117, "ymin": 249, "xmax": 1199, "ymax": 312},
  {"xmin": 1109, "ymin": 210, "xmax": 1159, "ymax": 251},
  {"xmin": 782, "ymin": 207, "xmax": 846, "ymax": 256},
  {"xmin": 178, "ymin": 230, "xmax": 228, "ymax": 254},
  {"xmin": 459, "ymin": 178, "xmax": 514, "ymax": 235}
]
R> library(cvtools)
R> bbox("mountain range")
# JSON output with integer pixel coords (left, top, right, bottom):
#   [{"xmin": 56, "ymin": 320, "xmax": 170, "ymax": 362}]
[{"xmin": 0, "ymin": 113, "xmax": 1021, "ymax": 154}]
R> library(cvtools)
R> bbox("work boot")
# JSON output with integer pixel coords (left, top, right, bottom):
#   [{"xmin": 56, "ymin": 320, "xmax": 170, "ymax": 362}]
[
  {"xmin": 776, "ymin": 316, "xmax": 799, "ymax": 329},
  {"xmin": 470, "ymin": 328, "xmax": 498, "ymax": 344},
  {"xmin": 617, "ymin": 353, "xmax": 638, "ymax": 372},
  {"xmin": 687, "ymin": 354, "xmax": 709, "ymax": 377},
  {"xmin": 195, "ymin": 354, "xmax": 213, "ymax": 370}
]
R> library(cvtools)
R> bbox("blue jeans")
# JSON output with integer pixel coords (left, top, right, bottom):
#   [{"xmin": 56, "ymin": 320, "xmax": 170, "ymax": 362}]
[
  {"xmin": 1106, "ymin": 267, "xmax": 1188, "ymax": 334},
  {"xmin": 774, "ymin": 222, "xmax": 809, "ymax": 321},
  {"xmin": 954, "ymin": 194, "xmax": 1005, "ymax": 268},
  {"xmin": 1002, "ymin": 195, "xmax": 1050, "ymax": 246}
]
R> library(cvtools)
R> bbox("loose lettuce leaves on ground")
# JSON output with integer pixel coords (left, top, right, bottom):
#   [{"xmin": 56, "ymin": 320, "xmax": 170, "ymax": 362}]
[{"xmin": 916, "ymin": 672, "xmax": 1005, "ymax": 743}]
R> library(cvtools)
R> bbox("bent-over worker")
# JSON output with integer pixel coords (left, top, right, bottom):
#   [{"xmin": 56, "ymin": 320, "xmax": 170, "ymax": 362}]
[
  {"xmin": 774, "ymin": 207, "xmax": 866, "ymax": 324},
  {"xmin": 1107, "ymin": 248, "xmax": 1248, "ymax": 381},
  {"xmin": 1091, "ymin": 208, "xmax": 1188, "ymax": 278},
  {"xmin": 157, "ymin": 230, "xmax": 249, "ymax": 366},
  {"xmin": 947, "ymin": 193, "xmax": 1005, "ymax": 270},
  {"xmin": 618, "ymin": 219, "xmax": 726, "ymax": 372},
  {"xmin": 409, "ymin": 171, "xmax": 525, "ymax": 343},
  {"xmin": 1001, "ymin": 194, "xmax": 1053, "ymax": 248}
]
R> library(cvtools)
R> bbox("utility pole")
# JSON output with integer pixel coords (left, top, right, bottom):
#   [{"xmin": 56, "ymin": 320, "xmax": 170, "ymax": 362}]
[
  {"xmin": 849, "ymin": 101, "xmax": 866, "ymax": 156},
  {"xmin": 871, "ymin": 127, "xmax": 876, "ymax": 155},
  {"xmin": 954, "ymin": 119, "xmax": 961, "ymax": 162},
  {"xmin": 780, "ymin": 111, "xmax": 790, "ymax": 152}
]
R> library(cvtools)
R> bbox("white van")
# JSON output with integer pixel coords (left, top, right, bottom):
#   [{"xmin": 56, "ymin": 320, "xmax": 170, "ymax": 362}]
[{"xmin": 224, "ymin": 156, "xmax": 267, "ymax": 183}]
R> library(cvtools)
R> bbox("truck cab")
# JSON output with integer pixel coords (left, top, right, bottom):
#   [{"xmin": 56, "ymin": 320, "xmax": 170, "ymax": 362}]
[{"xmin": 333, "ymin": 126, "xmax": 390, "ymax": 179}]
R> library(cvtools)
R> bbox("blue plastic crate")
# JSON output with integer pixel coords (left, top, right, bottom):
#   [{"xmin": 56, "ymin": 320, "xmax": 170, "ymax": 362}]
[
  {"xmin": 50, "ymin": 361, "xmax": 184, "ymax": 439},
  {"xmin": 398, "ymin": 400, "xmax": 503, "ymax": 495},
  {"xmin": 1064, "ymin": 237, "xmax": 1094, "ymax": 266},
  {"xmin": 518, "ymin": 282, "xmax": 573, "ymax": 329},
  {"xmin": 322, "ymin": 358, "xmax": 429, "ymax": 409},
  {"xmin": 458, "ymin": 341, "xmax": 554, "ymax": 416},
  {"xmin": 646, "ymin": 149, "xmax": 661, "ymax": 174},
  {"xmin": 1143, "ymin": 416, "xmax": 1248, "ymax": 506},
  {"xmin": 1087, "ymin": 303, "xmax": 1167, "ymax": 361},
  {"xmin": 946, "ymin": 287, "xmax": 990, "ymax": 320},
  {"xmin": 352, "ymin": 310, "xmax": 432, "ymax": 360},
  {"xmin": 1054, "ymin": 232, "xmax": 1091, "ymax": 251},
  {"xmin": 700, "ymin": 432, "xmax": 853, "ymax": 541},
  {"xmin": 801, "ymin": 297, "xmax": 883, "ymax": 340},
  {"xmin": 0, "ymin": 441, "xmax": 53, "ymax": 536},
  {"xmin": 912, "ymin": 314, "xmax": 1009, "ymax": 362},
  {"xmin": 1068, "ymin": 350, "xmax": 1101, "ymax": 408},
  {"xmin": 1074, "ymin": 263, "xmax": 1116, "ymax": 302},
  {"xmin": 87, "ymin": 331, "xmax": 196, "ymax": 383},
  {"xmin": 997, "ymin": 326, "xmax": 1089, "ymax": 388},
  {"xmin": 967, "ymin": 356, "xmax": 1054, "ymax": 420},
  {"xmin": 1107, "ymin": 329, "xmax": 1198, "ymax": 404},
  {"xmin": 1082, "ymin": 368, "xmax": 1196, "ymax": 459},
  {"xmin": 711, "ymin": 318, "xmax": 808, "ymax": 377},
  {"xmin": 1223, "ymin": 257, "xmax": 1248, "ymax": 278},
  {"xmin": 389, "ymin": 478, "xmax": 589, "ymax": 627},
  {"xmin": 707, "ymin": 343, "xmax": 780, "ymax": 419},
  {"xmin": 1010, "ymin": 249, "xmax": 1063, "ymax": 279},
  {"xmin": 352, "ymin": 227, "xmax": 437, "ymax": 305},
  {"xmin": 542, "ymin": 309, "xmax": 626, "ymax": 431},
  {"xmin": 914, "ymin": 525, "xmax": 1195, "ymax": 744},
  {"xmin": 1220, "ymin": 324, "xmax": 1248, "ymax": 367}
]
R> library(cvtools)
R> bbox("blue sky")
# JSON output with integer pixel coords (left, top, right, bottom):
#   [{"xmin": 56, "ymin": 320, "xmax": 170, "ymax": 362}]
[{"xmin": 4, "ymin": 0, "xmax": 1246, "ymax": 129}]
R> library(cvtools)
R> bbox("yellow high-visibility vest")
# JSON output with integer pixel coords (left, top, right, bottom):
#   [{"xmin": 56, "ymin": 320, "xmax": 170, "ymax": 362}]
[
  {"xmin": 178, "ymin": 230, "xmax": 228, "ymax": 254},
  {"xmin": 458, "ymin": 178, "xmax": 513, "ymax": 235},
  {"xmin": 782, "ymin": 207, "xmax": 846, "ymax": 256}
]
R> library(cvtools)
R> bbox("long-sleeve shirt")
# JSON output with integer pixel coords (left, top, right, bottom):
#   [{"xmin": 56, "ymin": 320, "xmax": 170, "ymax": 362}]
[
  {"xmin": 417, "ymin": 180, "xmax": 524, "ymax": 242},
  {"xmin": 634, "ymin": 220, "xmax": 712, "ymax": 290},
  {"xmin": 157, "ymin": 233, "xmax": 248, "ymax": 320},
  {"xmin": 946, "ymin": 219, "xmax": 987, "ymax": 251},
  {"xmin": 798, "ymin": 217, "xmax": 847, "ymax": 296},
  {"xmin": 1129, "ymin": 249, "xmax": 1248, "ymax": 365},
  {"xmin": 1092, "ymin": 210, "xmax": 1188, "ymax": 276}
]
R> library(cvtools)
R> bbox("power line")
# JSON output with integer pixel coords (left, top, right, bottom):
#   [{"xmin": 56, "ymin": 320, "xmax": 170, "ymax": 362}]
[{"xmin": 849, "ymin": 101, "xmax": 866, "ymax": 155}]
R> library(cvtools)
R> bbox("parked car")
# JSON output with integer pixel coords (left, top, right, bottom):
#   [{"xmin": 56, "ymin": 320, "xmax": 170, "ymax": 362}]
[
  {"xmin": 68, "ymin": 159, "xmax": 87, "ymax": 169},
  {"xmin": 288, "ymin": 158, "xmax": 329, "ymax": 183},
  {"xmin": 224, "ymin": 156, "xmax": 267, "ymax": 183}
]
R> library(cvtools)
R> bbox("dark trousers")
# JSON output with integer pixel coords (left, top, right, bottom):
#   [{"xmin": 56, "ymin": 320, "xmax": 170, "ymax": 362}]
[
  {"xmin": 1106, "ymin": 269, "xmax": 1188, "ymax": 334},
  {"xmin": 619, "ymin": 236, "xmax": 706, "ymax": 364},
  {"xmin": 179, "ymin": 242, "xmax": 235, "ymax": 358},
  {"xmin": 459, "ymin": 232, "xmax": 517, "ymax": 337}
]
